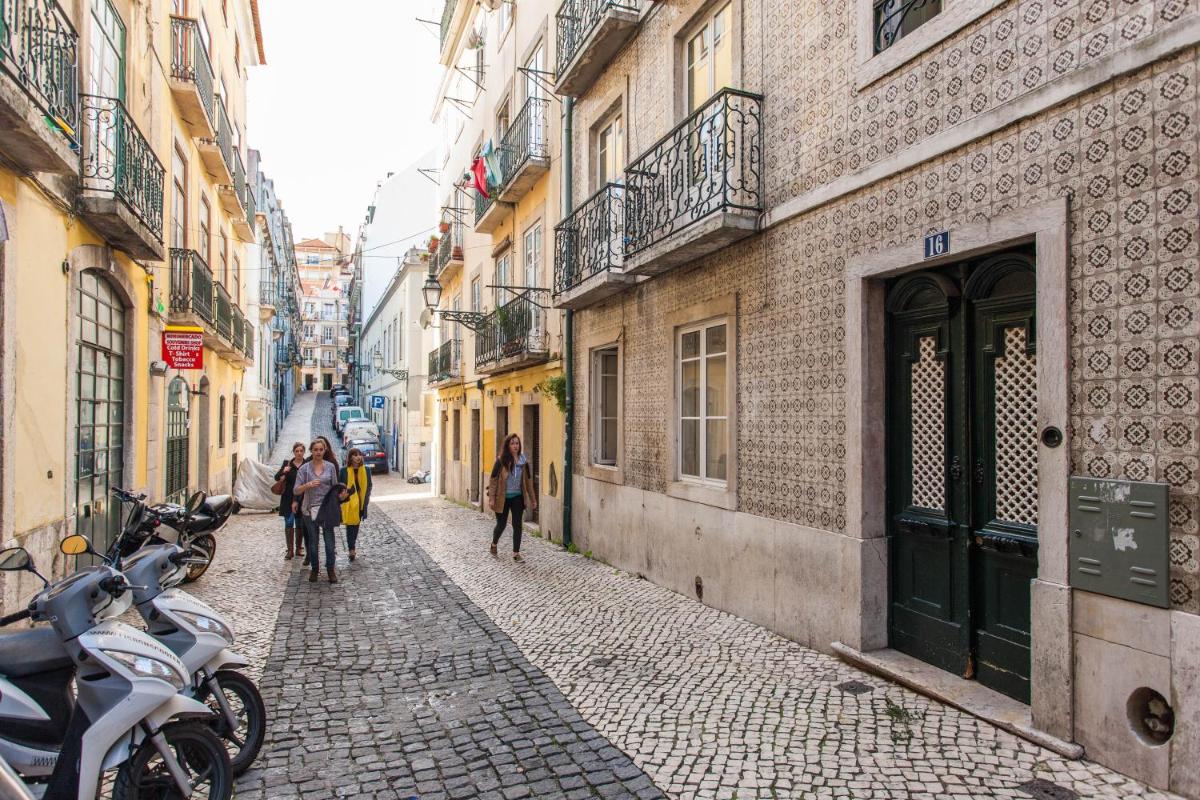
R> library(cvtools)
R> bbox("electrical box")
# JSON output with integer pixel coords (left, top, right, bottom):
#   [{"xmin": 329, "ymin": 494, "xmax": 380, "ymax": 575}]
[{"xmin": 1068, "ymin": 477, "xmax": 1170, "ymax": 608}]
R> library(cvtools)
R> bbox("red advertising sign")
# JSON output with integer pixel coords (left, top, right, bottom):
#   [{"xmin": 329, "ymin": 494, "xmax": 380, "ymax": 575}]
[{"xmin": 162, "ymin": 326, "xmax": 204, "ymax": 369}]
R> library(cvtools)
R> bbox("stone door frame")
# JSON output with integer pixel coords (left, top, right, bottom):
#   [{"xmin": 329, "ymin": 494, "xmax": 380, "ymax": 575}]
[{"xmin": 844, "ymin": 197, "xmax": 1074, "ymax": 741}]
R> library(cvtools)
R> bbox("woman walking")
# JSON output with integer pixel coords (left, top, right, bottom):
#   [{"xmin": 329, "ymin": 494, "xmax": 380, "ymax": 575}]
[
  {"xmin": 274, "ymin": 442, "xmax": 307, "ymax": 560},
  {"xmin": 293, "ymin": 438, "xmax": 345, "ymax": 583},
  {"xmin": 340, "ymin": 448, "xmax": 373, "ymax": 562},
  {"xmin": 487, "ymin": 433, "xmax": 537, "ymax": 562}
]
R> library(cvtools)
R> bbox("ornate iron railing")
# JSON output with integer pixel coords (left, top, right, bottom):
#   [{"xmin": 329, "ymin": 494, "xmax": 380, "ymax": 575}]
[
  {"xmin": 259, "ymin": 278, "xmax": 276, "ymax": 307},
  {"xmin": 554, "ymin": 183, "xmax": 624, "ymax": 295},
  {"xmin": 232, "ymin": 146, "xmax": 246, "ymax": 207},
  {"xmin": 169, "ymin": 249, "xmax": 214, "ymax": 323},
  {"xmin": 207, "ymin": 95, "xmax": 233, "ymax": 174},
  {"xmin": 555, "ymin": 0, "xmax": 638, "ymax": 77},
  {"xmin": 0, "ymin": 0, "xmax": 78, "ymax": 140},
  {"xmin": 498, "ymin": 97, "xmax": 549, "ymax": 187},
  {"xmin": 475, "ymin": 291, "xmax": 549, "ymax": 368},
  {"xmin": 242, "ymin": 319, "xmax": 254, "ymax": 359},
  {"xmin": 214, "ymin": 283, "xmax": 232, "ymax": 340},
  {"xmin": 231, "ymin": 307, "xmax": 245, "ymax": 353},
  {"xmin": 874, "ymin": 0, "xmax": 942, "ymax": 54},
  {"xmin": 168, "ymin": 16, "xmax": 215, "ymax": 127},
  {"xmin": 439, "ymin": 0, "xmax": 459, "ymax": 50},
  {"xmin": 428, "ymin": 339, "xmax": 462, "ymax": 384},
  {"xmin": 80, "ymin": 95, "xmax": 166, "ymax": 241},
  {"xmin": 623, "ymin": 88, "xmax": 763, "ymax": 257},
  {"xmin": 243, "ymin": 177, "xmax": 256, "ymax": 228},
  {"xmin": 434, "ymin": 232, "xmax": 452, "ymax": 273},
  {"xmin": 474, "ymin": 188, "xmax": 494, "ymax": 226}
]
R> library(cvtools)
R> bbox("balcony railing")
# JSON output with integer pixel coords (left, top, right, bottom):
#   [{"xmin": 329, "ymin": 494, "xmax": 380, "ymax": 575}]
[
  {"xmin": 474, "ymin": 189, "xmax": 494, "ymax": 226},
  {"xmin": 168, "ymin": 16, "xmax": 215, "ymax": 127},
  {"xmin": 623, "ymin": 88, "xmax": 763, "ymax": 257},
  {"xmin": 555, "ymin": 0, "xmax": 638, "ymax": 80},
  {"xmin": 497, "ymin": 97, "xmax": 549, "ymax": 190},
  {"xmin": 0, "ymin": 0, "xmax": 78, "ymax": 137},
  {"xmin": 428, "ymin": 339, "xmax": 462, "ymax": 385},
  {"xmin": 169, "ymin": 248, "xmax": 214, "ymax": 322},
  {"xmin": 475, "ymin": 291, "xmax": 549, "ymax": 369},
  {"xmin": 214, "ymin": 283, "xmax": 232, "ymax": 340},
  {"xmin": 232, "ymin": 146, "xmax": 246, "ymax": 205},
  {"xmin": 204, "ymin": 95, "xmax": 233, "ymax": 173},
  {"xmin": 80, "ymin": 95, "xmax": 165, "ymax": 242},
  {"xmin": 434, "ymin": 230, "xmax": 454, "ymax": 274},
  {"xmin": 243, "ymin": 178, "xmax": 256, "ymax": 228},
  {"xmin": 554, "ymin": 183, "xmax": 623, "ymax": 295},
  {"xmin": 243, "ymin": 323, "xmax": 254, "ymax": 359},
  {"xmin": 259, "ymin": 279, "xmax": 276, "ymax": 307},
  {"xmin": 439, "ymin": 0, "xmax": 459, "ymax": 50},
  {"xmin": 231, "ymin": 307, "xmax": 245, "ymax": 353}
]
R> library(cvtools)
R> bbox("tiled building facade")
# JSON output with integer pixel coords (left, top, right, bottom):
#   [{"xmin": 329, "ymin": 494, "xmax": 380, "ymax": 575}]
[{"xmin": 555, "ymin": 0, "xmax": 1200, "ymax": 793}]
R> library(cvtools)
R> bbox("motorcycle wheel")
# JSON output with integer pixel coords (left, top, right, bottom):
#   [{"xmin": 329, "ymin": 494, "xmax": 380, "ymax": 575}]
[
  {"xmin": 194, "ymin": 670, "xmax": 266, "ymax": 776},
  {"xmin": 112, "ymin": 720, "xmax": 233, "ymax": 800},
  {"xmin": 182, "ymin": 534, "xmax": 216, "ymax": 584}
]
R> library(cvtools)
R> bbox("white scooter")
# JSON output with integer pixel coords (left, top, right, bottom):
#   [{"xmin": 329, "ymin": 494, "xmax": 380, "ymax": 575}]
[
  {"xmin": 0, "ymin": 545, "xmax": 232, "ymax": 799},
  {"xmin": 114, "ymin": 538, "xmax": 265, "ymax": 775}
]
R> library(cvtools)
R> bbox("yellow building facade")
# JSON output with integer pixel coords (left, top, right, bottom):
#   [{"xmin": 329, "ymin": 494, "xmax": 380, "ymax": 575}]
[
  {"xmin": 429, "ymin": 0, "xmax": 566, "ymax": 541},
  {"xmin": 0, "ymin": 0, "xmax": 264, "ymax": 608}
]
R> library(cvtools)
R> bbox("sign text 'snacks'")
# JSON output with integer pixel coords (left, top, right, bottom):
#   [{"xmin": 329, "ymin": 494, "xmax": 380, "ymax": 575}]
[{"xmin": 162, "ymin": 327, "xmax": 204, "ymax": 370}]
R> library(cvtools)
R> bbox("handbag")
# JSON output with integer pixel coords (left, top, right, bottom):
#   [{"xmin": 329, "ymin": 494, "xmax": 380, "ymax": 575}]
[{"xmin": 271, "ymin": 477, "xmax": 286, "ymax": 496}]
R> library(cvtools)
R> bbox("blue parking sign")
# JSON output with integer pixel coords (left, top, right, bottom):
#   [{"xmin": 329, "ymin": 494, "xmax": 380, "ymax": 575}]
[{"xmin": 371, "ymin": 395, "xmax": 385, "ymax": 410}]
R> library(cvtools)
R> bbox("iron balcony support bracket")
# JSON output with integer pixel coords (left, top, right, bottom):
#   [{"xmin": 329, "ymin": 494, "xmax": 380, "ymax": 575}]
[{"xmin": 437, "ymin": 309, "xmax": 488, "ymax": 331}]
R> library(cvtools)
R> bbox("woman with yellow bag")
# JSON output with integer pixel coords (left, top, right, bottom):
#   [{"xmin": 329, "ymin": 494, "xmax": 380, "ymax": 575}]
[{"xmin": 339, "ymin": 448, "xmax": 373, "ymax": 562}]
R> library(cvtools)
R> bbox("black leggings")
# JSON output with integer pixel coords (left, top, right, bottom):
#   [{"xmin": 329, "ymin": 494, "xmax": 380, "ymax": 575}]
[{"xmin": 492, "ymin": 495, "xmax": 524, "ymax": 552}]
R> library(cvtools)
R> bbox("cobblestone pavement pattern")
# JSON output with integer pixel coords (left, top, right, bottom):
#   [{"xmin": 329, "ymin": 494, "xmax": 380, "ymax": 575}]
[
  {"xmin": 230, "ymin": 393, "xmax": 662, "ymax": 799},
  {"xmin": 376, "ymin": 498, "xmax": 1183, "ymax": 800}
]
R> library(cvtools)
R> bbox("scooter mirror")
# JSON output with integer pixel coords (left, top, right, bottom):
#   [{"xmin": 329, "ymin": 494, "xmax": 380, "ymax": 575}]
[
  {"xmin": 0, "ymin": 547, "xmax": 32, "ymax": 571},
  {"xmin": 185, "ymin": 491, "xmax": 207, "ymax": 515},
  {"xmin": 60, "ymin": 534, "xmax": 92, "ymax": 556}
]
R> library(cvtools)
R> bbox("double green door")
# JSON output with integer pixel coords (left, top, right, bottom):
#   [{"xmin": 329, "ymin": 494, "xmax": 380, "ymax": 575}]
[{"xmin": 886, "ymin": 250, "xmax": 1039, "ymax": 703}]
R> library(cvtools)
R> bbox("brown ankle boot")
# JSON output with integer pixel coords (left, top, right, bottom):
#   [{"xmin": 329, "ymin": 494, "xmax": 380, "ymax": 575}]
[
  {"xmin": 285, "ymin": 528, "xmax": 295, "ymax": 560},
  {"xmin": 327, "ymin": 566, "xmax": 338, "ymax": 584},
  {"xmin": 308, "ymin": 568, "xmax": 318, "ymax": 582}
]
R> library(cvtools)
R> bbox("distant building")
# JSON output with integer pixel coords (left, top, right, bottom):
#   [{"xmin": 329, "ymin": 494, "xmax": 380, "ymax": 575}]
[{"xmin": 296, "ymin": 232, "xmax": 351, "ymax": 391}]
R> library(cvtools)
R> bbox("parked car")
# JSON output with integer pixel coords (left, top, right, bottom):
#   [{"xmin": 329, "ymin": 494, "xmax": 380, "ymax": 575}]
[
  {"xmin": 332, "ymin": 383, "xmax": 347, "ymax": 392},
  {"xmin": 342, "ymin": 419, "xmax": 380, "ymax": 445},
  {"xmin": 333, "ymin": 393, "xmax": 353, "ymax": 407},
  {"xmin": 345, "ymin": 438, "xmax": 388, "ymax": 474},
  {"xmin": 335, "ymin": 405, "xmax": 366, "ymax": 433}
]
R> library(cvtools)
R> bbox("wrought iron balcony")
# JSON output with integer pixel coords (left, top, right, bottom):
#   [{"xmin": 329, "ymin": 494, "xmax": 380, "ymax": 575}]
[
  {"xmin": 554, "ymin": 0, "xmax": 640, "ymax": 96},
  {"xmin": 198, "ymin": 95, "xmax": 234, "ymax": 184},
  {"xmin": 226, "ymin": 148, "xmax": 254, "ymax": 242},
  {"xmin": 168, "ymin": 16, "xmax": 216, "ymax": 136},
  {"xmin": 214, "ymin": 283, "xmax": 233, "ymax": 342},
  {"xmin": 428, "ymin": 339, "xmax": 462, "ymax": 386},
  {"xmin": 231, "ymin": 307, "xmax": 246, "ymax": 360},
  {"xmin": 78, "ymin": 95, "xmax": 165, "ymax": 260},
  {"xmin": 474, "ymin": 187, "xmax": 506, "ymax": 233},
  {"xmin": 496, "ymin": 97, "xmax": 550, "ymax": 203},
  {"xmin": 0, "ymin": 0, "xmax": 79, "ymax": 174},
  {"xmin": 553, "ymin": 183, "xmax": 634, "ymax": 308},
  {"xmin": 623, "ymin": 88, "xmax": 763, "ymax": 276},
  {"xmin": 475, "ymin": 291, "xmax": 550, "ymax": 373},
  {"xmin": 169, "ymin": 248, "xmax": 214, "ymax": 325}
]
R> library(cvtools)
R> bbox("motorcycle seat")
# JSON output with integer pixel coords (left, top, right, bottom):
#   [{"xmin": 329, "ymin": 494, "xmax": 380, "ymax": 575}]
[
  {"xmin": 203, "ymin": 494, "xmax": 234, "ymax": 516},
  {"xmin": 0, "ymin": 628, "xmax": 73, "ymax": 678}
]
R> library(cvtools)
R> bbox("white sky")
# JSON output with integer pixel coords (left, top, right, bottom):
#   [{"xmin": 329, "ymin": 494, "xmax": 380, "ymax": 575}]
[{"xmin": 247, "ymin": 0, "xmax": 443, "ymax": 240}]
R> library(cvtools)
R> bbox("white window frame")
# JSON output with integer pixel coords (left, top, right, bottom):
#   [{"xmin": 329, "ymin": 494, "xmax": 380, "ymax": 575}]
[
  {"xmin": 522, "ymin": 222, "xmax": 542, "ymax": 290},
  {"xmin": 676, "ymin": 319, "xmax": 729, "ymax": 486},
  {"xmin": 684, "ymin": 1, "xmax": 733, "ymax": 115},
  {"xmin": 591, "ymin": 346, "xmax": 620, "ymax": 468},
  {"xmin": 596, "ymin": 112, "xmax": 624, "ymax": 188},
  {"xmin": 854, "ymin": 0, "xmax": 1005, "ymax": 90}
]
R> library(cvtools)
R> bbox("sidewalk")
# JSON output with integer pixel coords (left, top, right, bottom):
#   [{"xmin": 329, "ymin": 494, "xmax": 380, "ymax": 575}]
[{"xmin": 267, "ymin": 390, "xmax": 317, "ymax": 464}]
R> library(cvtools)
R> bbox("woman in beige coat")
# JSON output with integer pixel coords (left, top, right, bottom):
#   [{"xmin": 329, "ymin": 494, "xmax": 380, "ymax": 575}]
[{"xmin": 487, "ymin": 433, "xmax": 537, "ymax": 561}]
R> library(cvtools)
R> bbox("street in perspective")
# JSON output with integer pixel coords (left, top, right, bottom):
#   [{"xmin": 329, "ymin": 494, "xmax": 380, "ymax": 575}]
[{"xmin": 0, "ymin": 1, "xmax": 1198, "ymax": 799}]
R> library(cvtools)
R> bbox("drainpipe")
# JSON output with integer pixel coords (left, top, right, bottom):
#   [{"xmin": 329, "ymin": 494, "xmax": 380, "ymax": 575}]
[{"xmin": 561, "ymin": 97, "xmax": 575, "ymax": 550}]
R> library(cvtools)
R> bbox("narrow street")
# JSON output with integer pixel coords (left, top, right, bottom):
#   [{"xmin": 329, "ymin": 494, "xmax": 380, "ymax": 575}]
[{"xmin": 185, "ymin": 395, "xmax": 1181, "ymax": 800}]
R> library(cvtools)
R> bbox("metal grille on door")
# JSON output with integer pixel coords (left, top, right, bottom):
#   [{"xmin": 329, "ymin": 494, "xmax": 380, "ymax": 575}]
[
  {"xmin": 910, "ymin": 336, "xmax": 946, "ymax": 511},
  {"xmin": 993, "ymin": 326, "xmax": 1038, "ymax": 526}
]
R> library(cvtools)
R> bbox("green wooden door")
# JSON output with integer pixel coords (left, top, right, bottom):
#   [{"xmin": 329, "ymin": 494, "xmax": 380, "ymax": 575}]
[{"xmin": 886, "ymin": 251, "xmax": 1038, "ymax": 703}]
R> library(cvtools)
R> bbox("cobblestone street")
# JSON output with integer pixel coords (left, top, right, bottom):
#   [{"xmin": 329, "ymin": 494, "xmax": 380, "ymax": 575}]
[{"xmin": 185, "ymin": 394, "xmax": 1181, "ymax": 799}]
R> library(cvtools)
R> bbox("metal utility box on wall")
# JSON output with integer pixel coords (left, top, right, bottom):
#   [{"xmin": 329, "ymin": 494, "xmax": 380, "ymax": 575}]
[{"xmin": 1068, "ymin": 477, "xmax": 1170, "ymax": 608}]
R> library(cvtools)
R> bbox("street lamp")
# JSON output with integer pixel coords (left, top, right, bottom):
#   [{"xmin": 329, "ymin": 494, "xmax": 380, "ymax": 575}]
[
  {"xmin": 373, "ymin": 351, "xmax": 409, "ymax": 381},
  {"xmin": 421, "ymin": 271, "xmax": 443, "ymax": 311}
]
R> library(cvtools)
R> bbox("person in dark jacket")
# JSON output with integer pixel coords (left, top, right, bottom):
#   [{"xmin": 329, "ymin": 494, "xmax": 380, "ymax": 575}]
[
  {"xmin": 293, "ymin": 438, "xmax": 349, "ymax": 583},
  {"xmin": 274, "ymin": 442, "xmax": 307, "ymax": 560},
  {"xmin": 339, "ymin": 448, "xmax": 373, "ymax": 562}
]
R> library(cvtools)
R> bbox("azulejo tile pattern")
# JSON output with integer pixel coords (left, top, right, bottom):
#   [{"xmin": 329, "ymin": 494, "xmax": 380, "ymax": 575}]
[
  {"xmin": 381, "ymin": 497, "xmax": 1184, "ymax": 800},
  {"xmin": 569, "ymin": 0, "xmax": 1199, "ymax": 611}
]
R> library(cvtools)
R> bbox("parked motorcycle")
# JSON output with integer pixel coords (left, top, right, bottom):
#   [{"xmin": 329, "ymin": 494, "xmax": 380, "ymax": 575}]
[
  {"xmin": 0, "ymin": 544, "xmax": 233, "ymax": 799},
  {"xmin": 0, "ymin": 755, "xmax": 34, "ymax": 800},
  {"xmin": 85, "ymin": 488, "xmax": 267, "ymax": 775},
  {"xmin": 108, "ymin": 487, "xmax": 234, "ymax": 583}
]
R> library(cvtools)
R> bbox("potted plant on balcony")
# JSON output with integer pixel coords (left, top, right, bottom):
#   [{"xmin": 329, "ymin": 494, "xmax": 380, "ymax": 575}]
[
  {"xmin": 439, "ymin": 220, "xmax": 451, "ymax": 234},
  {"xmin": 428, "ymin": 234, "xmax": 440, "ymax": 254}
]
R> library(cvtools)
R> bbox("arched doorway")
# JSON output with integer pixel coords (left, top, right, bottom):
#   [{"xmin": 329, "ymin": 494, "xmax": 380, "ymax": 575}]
[
  {"xmin": 166, "ymin": 377, "xmax": 190, "ymax": 503},
  {"xmin": 197, "ymin": 375, "xmax": 211, "ymax": 491},
  {"xmin": 75, "ymin": 269, "xmax": 127, "ymax": 554}
]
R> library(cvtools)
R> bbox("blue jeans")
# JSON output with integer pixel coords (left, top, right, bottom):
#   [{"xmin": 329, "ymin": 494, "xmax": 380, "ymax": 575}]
[
  {"xmin": 283, "ymin": 511, "xmax": 296, "ymax": 528},
  {"xmin": 302, "ymin": 516, "xmax": 336, "ymax": 570}
]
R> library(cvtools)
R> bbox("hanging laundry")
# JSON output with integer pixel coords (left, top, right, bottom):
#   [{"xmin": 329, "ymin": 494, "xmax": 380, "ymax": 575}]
[
  {"xmin": 482, "ymin": 139, "xmax": 503, "ymax": 190},
  {"xmin": 472, "ymin": 157, "xmax": 489, "ymax": 199}
]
